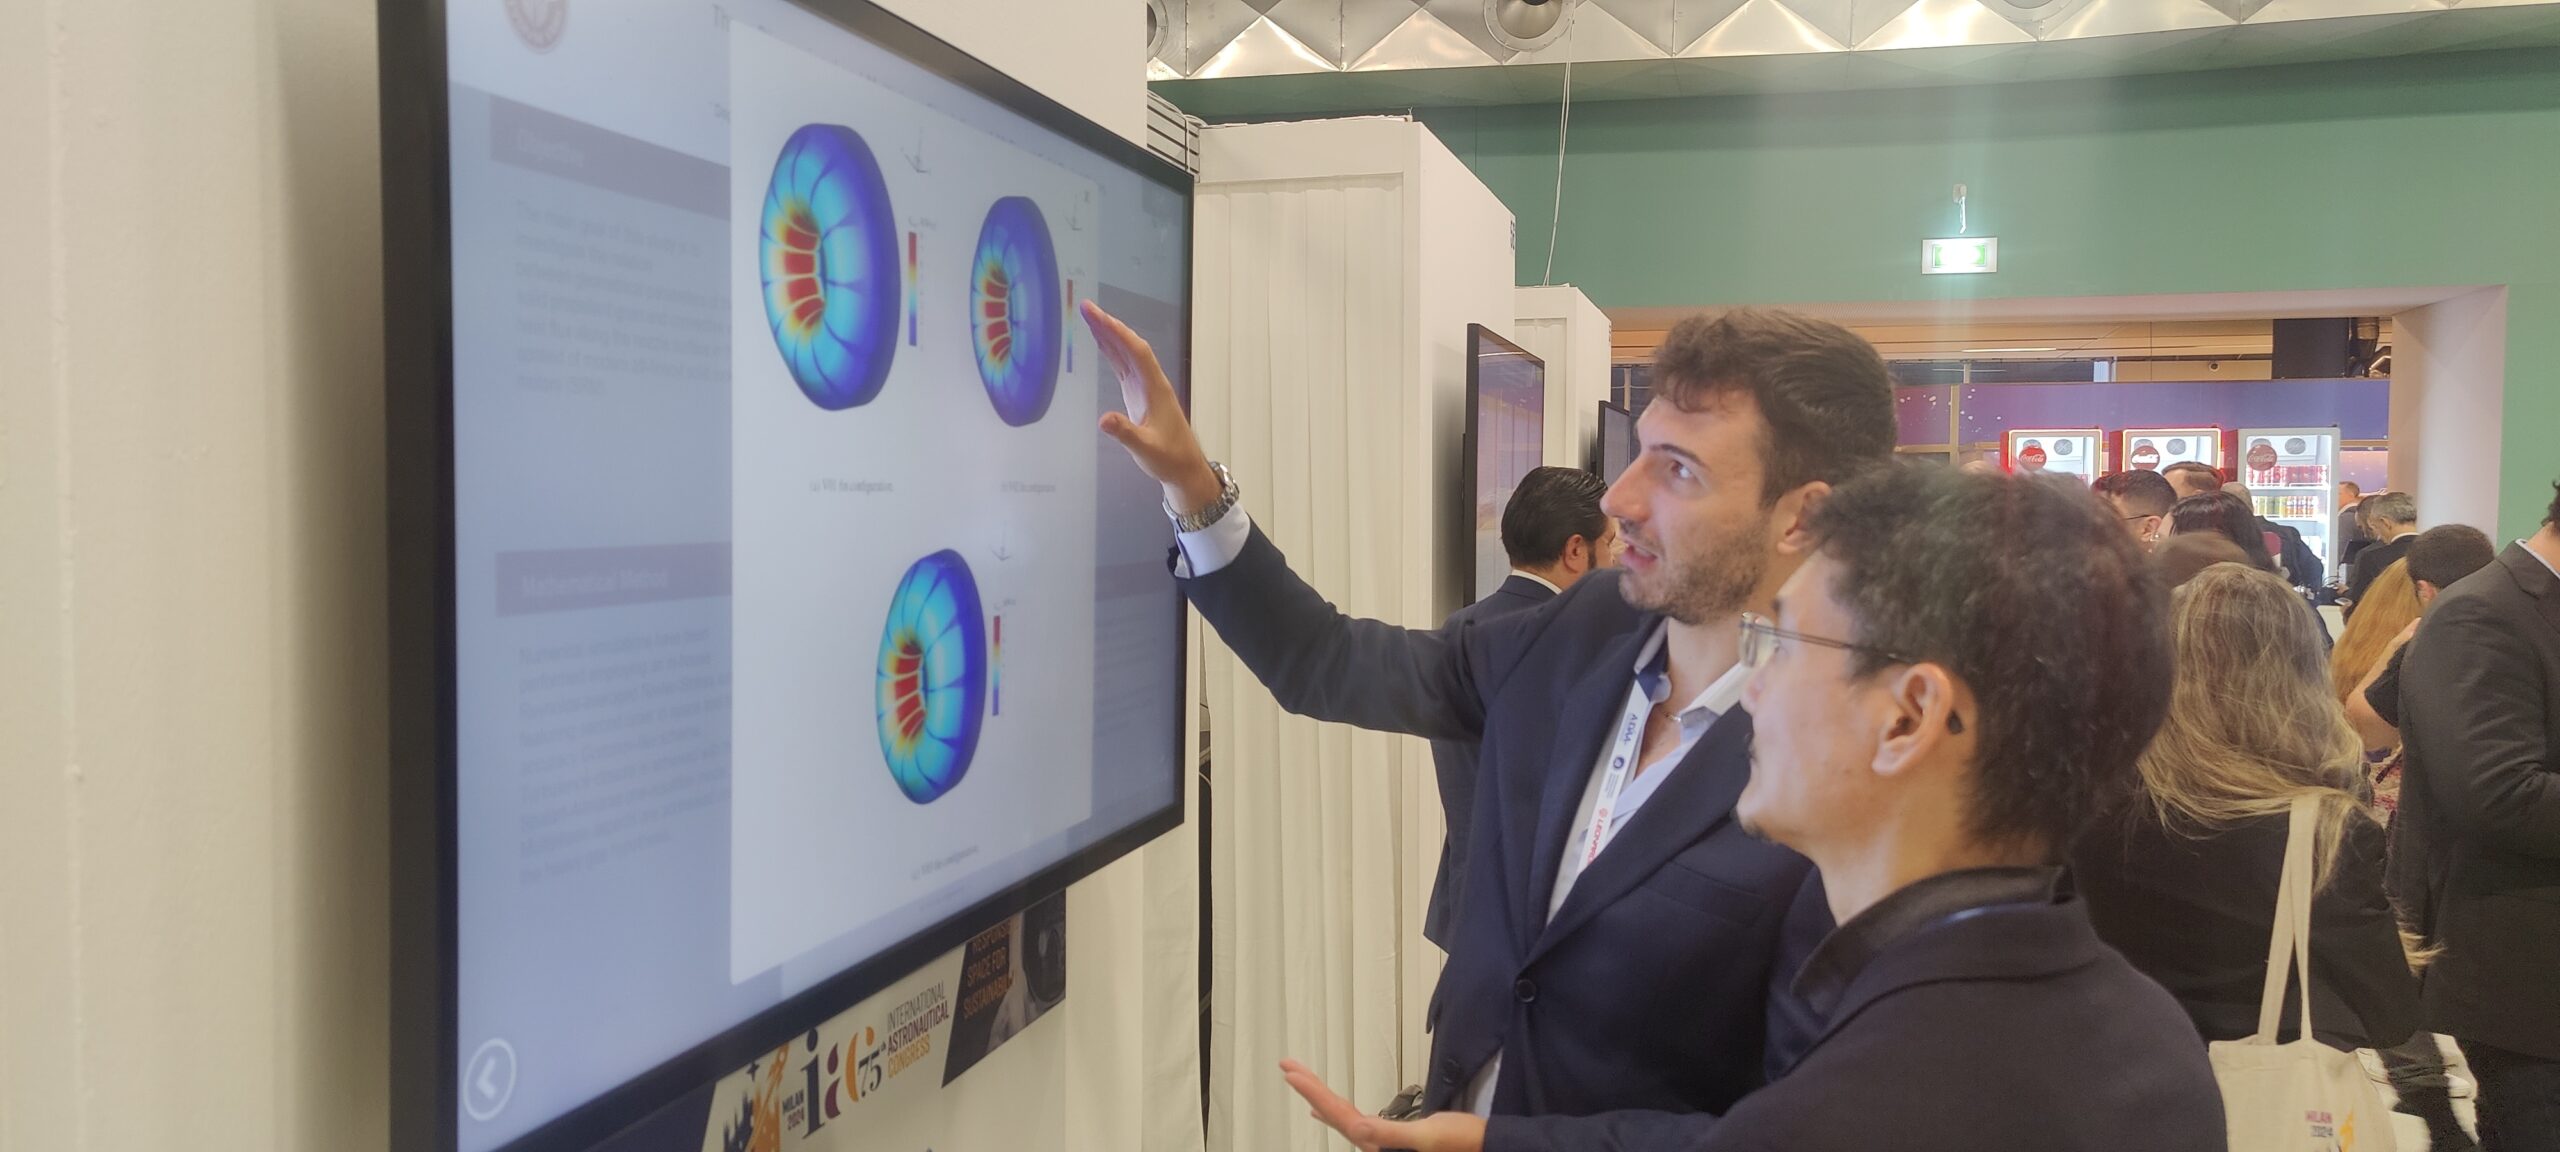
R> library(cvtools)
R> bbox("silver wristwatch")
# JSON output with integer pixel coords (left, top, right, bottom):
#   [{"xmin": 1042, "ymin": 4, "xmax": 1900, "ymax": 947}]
[{"xmin": 1167, "ymin": 461, "xmax": 1240, "ymax": 534}]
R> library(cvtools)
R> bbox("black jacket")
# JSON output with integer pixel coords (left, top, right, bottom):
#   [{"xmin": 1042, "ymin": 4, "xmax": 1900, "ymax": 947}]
[
  {"xmin": 1180, "ymin": 525, "xmax": 1815, "ymax": 1119},
  {"xmin": 2264, "ymin": 519, "xmax": 2324, "ymax": 590},
  {"xmin": 1479, "ymin": 878, "xmax": 2227, "ymax": 1152},
  {"xmin": 2396, "ymin": 542, "xmax": 2560, "ymax": 1059},
  {"xmin": 2074, "ymin": 805, "xmax": 2419, "ymax": 1050},
  {"xmin": 1425, "ymin": 574, "xmax": 1559, "ymax": 949},
  {"xmin": 2345, "ymin": 533, "xmax": 2416, "ymax": 616}
]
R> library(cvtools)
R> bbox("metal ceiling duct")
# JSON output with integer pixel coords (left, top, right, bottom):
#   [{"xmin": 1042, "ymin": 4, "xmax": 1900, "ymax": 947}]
[{"xmin": 1485, "ymin": 0, "xmax": 1575, "ymax": 51}]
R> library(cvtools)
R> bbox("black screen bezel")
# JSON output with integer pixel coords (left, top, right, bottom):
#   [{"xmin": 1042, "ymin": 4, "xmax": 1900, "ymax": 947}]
[{"xmin": 381, "ymin": 3, "xmax": 1194, "ymax": 1149}]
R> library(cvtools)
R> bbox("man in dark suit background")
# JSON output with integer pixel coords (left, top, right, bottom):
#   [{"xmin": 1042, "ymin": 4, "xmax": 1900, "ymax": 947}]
[
  {"xmin": 2346, "ymin": 489, "xmax": 2420, "ymax": 615},
  {"xmin": 1079, "ymin": 301, "xmax": 1895, "ymax": 1126},
  {"xmin": 1285, "ymin": 466, "xmax": 2226, "ymax": 1152},
  {"xmin": 1427, "ymin": 466, "xmax": 1618, "ymax": 949},
  {"xmin": 2397, "ymin": 479, "xmax": 2560, "ymax": 1151}
]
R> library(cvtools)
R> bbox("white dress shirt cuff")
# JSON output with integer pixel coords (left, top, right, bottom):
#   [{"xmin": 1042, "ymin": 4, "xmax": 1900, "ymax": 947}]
[{"xmin": 1174, "ymin": 508, "xmax": 1253, "ymax": 579}]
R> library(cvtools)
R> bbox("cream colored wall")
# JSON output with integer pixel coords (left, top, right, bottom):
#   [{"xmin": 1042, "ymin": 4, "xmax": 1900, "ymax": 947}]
[
  {"xmin": 0, "ymin": 2, "xmax": 1160, "ymax": 1151},
  {"xmin": 1513, "ymin": 285, "xmax": 1612, "ymax": 467},
  {"xmin": 2390, "ymin": 288, "xmax": 2509, "ymax": 532},
  {"xmin": 2, "ymin": 0, "xmax": 393, "ymax": 1147}
]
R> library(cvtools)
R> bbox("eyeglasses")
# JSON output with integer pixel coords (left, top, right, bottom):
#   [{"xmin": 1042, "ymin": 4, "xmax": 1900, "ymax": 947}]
[{"xmin": 1738, "ymin": 613, "xmax": 1967, "ymax": 734}]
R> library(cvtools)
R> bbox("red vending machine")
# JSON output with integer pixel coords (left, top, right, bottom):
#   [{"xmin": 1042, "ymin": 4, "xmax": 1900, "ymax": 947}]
[
  {"xmin": 2004, "ymin": 428, "xmax": 2106, "ymax": 481},
  {"xmin": 2239, "ymin": 427, "xmax": 2341, "ymax": 576},
  {"xmin": 2120, "ymin": 427, "xmax": 2226, "ymax": 475}
]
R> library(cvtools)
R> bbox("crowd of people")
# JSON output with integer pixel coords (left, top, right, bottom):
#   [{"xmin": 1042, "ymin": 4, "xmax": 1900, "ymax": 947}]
[{"xmin": 1076, "ymin": 300, "xmax": 2560, "ymax": 1151}]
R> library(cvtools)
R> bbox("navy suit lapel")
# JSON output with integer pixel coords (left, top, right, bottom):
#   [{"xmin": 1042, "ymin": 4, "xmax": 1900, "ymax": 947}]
[
  {"xmin": 1525, "ymin": 706, "xmax": 1755, "ymax": 966},
  {"xmin": 1516, "ymin": 625, "xmax": 1650, "ymax": 956}
]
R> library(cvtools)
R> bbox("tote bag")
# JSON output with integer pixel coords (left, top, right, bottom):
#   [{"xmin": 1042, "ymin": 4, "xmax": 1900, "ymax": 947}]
[{"xmin": 2207, "ymin": 794, "xmax": 2398, "ymax": 1152}]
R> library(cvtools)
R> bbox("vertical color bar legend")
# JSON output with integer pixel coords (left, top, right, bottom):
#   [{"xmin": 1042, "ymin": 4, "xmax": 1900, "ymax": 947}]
[
  {"xmin": 905, "ymin": 232, "xmax": 919, "ymax": 346},
  {"xmin": 1063, "ymin": 279, "xmax": 1075, "ymax": 373},
  {"xmin": 991, "ymin": 615, "xmax": 1003, "ymax": 716}
]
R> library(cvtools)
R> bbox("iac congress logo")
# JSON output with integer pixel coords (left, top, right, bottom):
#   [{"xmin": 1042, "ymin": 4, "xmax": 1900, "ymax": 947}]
[{"xmin": 767, "ymin": 985, "xmax": 951, "ymax": 1140}]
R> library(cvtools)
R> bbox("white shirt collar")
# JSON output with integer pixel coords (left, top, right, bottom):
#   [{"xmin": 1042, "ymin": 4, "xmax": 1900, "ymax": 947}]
[
  {"xmin": 1509, "ymin": 569, "xmax": 1563, "ymax": 596},
  {"xmin": 1628, "ymin": 620, "xmax": 1752, "ymax": 720}
]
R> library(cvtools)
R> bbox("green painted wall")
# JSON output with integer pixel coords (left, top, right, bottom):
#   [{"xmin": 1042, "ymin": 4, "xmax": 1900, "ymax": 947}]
[{"xmin": 1377, "ymin": 49, "xmax": 2560, "ymax": 539}]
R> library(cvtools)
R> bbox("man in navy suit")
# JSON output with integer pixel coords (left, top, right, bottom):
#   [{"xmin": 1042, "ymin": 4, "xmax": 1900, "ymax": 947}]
[
  {"xmin": 1427, "ymin": 465, "xmax": 1619, "ymax": 950},
  {"xmin": 1080, "ymin": 302, "xmax": 1895, "ymax": 1123},
  {"xmin": 1285, "ymin": 466, "xmax": 2228, "ymax": 1152}
]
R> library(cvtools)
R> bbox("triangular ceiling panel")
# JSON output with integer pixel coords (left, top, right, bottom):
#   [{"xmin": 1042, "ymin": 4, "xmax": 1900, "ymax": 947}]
[
  {"xmin": 2198, "ymin": 0, "xmax": 2282, "ymax": 19},
  {"xmin": 1179, "ymin": 0, "xmax": 1274, "ymax": 73},
  {"xmin": 1584, "ymin": 0, "xmax": 1754, "ymax": 53},
  {"xmin": 1682, "ymin": 0, "xmax": 1851, "ymax": 55},
  {"xmin": 1262, "ymin": 0, "xmax": 1348, "ymax": 64},
  {"xmin": 1858, "ymin": 0, "xmax": 2039, "ymax": 50},
  {"xmin": 1194, "ymin": 16, "xmax": 1338, "ymax": 77},
  {"xmin": 1977, "ymin": 0, "xmax": 2100, "ymax": 39},
  {"xmin": 1420, "ymin": 0, "xmax": 1525, "ymax": 61},
  {"xmin": 1341, "ymin": 0, "xmax": 1428, "ymax": 62},
  {"xmin": 1352, "ymin": 7, "xmax": 1504, "ymax": 69},
  {"xmin": 1771, "ymin": 0, "xmax": 1858, "ymax": 46},
  {"xmin": 1856, "ymin": 0, "xmax": 1931, "ymax": 46},
  {"xmin": 2050, "ymin": 0, "xmax": 2244, "ymax": 39}
]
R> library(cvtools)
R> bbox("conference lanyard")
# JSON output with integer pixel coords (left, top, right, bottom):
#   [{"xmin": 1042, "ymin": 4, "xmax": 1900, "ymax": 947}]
[{"xmin": 1580, "ymin": 680, "xmax": 1659, "ymax": 870}]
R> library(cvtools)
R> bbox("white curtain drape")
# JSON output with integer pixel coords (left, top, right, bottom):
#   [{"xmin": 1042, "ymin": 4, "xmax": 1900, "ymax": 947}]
[
  {"xmin": 1061, "ymin": 754, "xmax": 1206, "ymax": 1152},
  {"xmin": 1193, "ymin": 174, "xmax": 1446, "ymax": 1152}
]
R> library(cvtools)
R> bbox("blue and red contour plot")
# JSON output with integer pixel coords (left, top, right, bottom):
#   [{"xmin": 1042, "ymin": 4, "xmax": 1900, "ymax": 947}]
[
  {"xmin": 760, "ymin": 124, "xmax": 900, "ymax": 411},
  {"xmin": 968, "ymin": 196, "xmax": 1063, "ymax": 427},
  {"xmin": 876, "ymin": 550, "xmax": 989, "ymax": 804}
]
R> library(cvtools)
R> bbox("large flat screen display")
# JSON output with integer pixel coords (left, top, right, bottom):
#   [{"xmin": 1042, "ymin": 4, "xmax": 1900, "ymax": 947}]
[
  {"xmin": 1465, "ymin": 325, "xmax": 1547, "ymax": 602},
  {"xmin": 381, "ymin": 3, "xmax": 1191, "ymax": 1150},
  {"xmin": 1596, "ymin": 400, "xmax": 1635, "ymax": 485}
]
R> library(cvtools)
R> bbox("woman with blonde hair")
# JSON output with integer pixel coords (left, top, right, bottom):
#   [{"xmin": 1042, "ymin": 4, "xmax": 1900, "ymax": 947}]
[
  {"xmin": 2073, "ymin": 562, "xmax": 2421, "ymax": 1055},
  {"xmin": 2332, "ymin": 558, "xmax": 2419, "ymax": 714}
]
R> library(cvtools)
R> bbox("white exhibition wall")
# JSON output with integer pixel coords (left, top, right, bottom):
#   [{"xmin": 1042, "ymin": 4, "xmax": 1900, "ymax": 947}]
[
  {"xmin": 1190, "ymin": 117, "xmax": 1518, "ymax": 1152},
  {"xmin": 2390, "ymin": 287, "xmax": 2510, "ymax": 535},
  {"xmin": 1513, "ymin": 285, "xmax": 1614, "ymax": 471}
]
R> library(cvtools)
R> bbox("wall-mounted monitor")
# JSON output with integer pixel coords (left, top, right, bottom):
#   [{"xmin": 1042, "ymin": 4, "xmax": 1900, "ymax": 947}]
[
  {"xmin": 1595, "ymin": 400, "xmax": 1636, "ymax": 485},
  {"xmin": 380, "ymin": 2, "xmax": 1192, "ymax": 1149},
  {"xmin": 1464, "ymin": 325, "xmax": 1547, "ymax": 603}
]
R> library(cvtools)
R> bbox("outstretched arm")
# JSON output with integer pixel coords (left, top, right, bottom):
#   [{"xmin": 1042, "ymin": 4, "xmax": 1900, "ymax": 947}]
[{"xmin": 1085, "ymin": 302, "xmax": 1492, "ymax": 742}]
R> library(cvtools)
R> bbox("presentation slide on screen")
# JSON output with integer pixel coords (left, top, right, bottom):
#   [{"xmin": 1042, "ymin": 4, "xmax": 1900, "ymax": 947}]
[
  {"xmin": 726, "ymin": 25, "xmax": 1100, "ymax": 981},
  {"xmin": 434, "ymin": 2, "xmax": 1186, "ymax": 1148}
]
